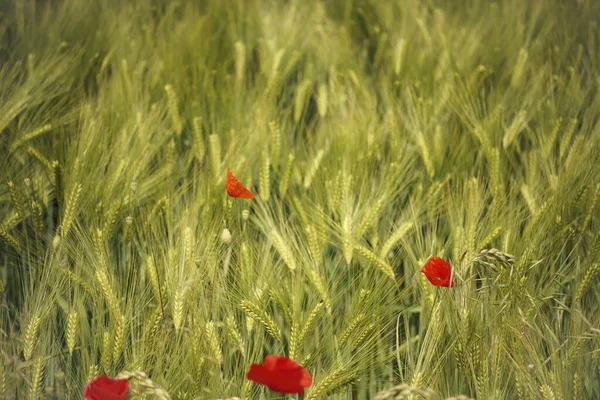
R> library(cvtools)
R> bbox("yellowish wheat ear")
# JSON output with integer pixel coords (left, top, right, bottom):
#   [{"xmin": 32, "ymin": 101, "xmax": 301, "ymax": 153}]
[
  {"xmin": 193, "ymin": 117, "xmax": 205, "ymax": 163},
  {"xmin": 66, "ymin": 311, "xmax": 78, "ymax": 356},
  {"xmin": 270, "ymin": 229, "xmax": 296, "ymax": 272},
  {"xmin": 239, "ymin": 299, "xmax": 280, "ymax": 341},
  {"xmin": 165, "ymin": 84, "xmax": 183, "ymax": 136},
  {"xmin": 260, "ymin": 150, "xmax": 270, "ymax": 201},
  {"xmin": 317, "ymin": 82, "xmax": 328, "ymax": 118},
  {"xmin": 23, "ymin": 315, "xmax": 41, "ymax": 361},
  {"xmin": 29, "ymin": 357, "xmax": 45, "ymax": 400},
  {"xmin": 101, "ymin": 331, "xmax": 112, "ymax": 373},
  {"xmin": 269, "ymin": 121, "xmax": 281, "ymax": 165},
  {"xmin": 234, "ymin": 41, "xmax": 246, "ymax": 85},
  {"xmin": 503, "ymin": 110, "xmax": 527, "ymax": 149},
  {"xmin": 113, "ymin": 314, "xmax": 127, "ymax": 364},
  {"xmin": 511, "ymin": 47, "xmax": 528, "ymax": 87},
  {"xmin": 304, "ymin": 149, "xmax": 325, "ymax": 190},
  {"xmin": 9, "ymin": 124, "xmax": 52, "ymax": 153},
  {"xmin": 305, "ymin": 364, "xmax": 357, "ymax": 400},
  {"xmin": 279, "ymin": 153, "xmax": 295, "ymax": 197}
]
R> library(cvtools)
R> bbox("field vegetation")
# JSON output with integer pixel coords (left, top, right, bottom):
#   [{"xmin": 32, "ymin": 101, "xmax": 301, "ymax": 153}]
[{"xmin": 1, "ymin": 0, "xmax": 599, "ymax": 398}]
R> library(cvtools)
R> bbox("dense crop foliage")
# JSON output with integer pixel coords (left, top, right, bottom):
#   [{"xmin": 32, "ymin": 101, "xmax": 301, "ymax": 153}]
[{"xmin": 1, "ymin": 0, "xmax": 599, "ymax": 398}]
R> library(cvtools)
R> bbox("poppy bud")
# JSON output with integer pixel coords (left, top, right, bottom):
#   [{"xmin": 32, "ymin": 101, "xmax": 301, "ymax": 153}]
[
  {"xmin": 53, "ymin": 235, "xmax": 61, "ymax": 249},
  {"xmin": 221, "ymin": 228, "xmax": 232, "ymax": 244}
]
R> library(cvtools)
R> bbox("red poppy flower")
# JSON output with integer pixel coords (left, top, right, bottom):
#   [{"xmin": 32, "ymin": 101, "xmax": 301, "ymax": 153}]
[
  {"xmin": 247, "ymin": 355, "xmax": 312, "ymax": 395},
  {"xmin": 84, "ymin": 375, "xmax": 130, "ymax": 400},
  {"xmin": 226, "ymin": 168, "xmax": 255, "ymax": 199},
  {"xmin": 421, "ymin": 256, "xmax": 454, "ymax": 287}
]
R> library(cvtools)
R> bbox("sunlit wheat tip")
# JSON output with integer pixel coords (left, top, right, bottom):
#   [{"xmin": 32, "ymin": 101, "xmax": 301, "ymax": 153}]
[
  {"xmin": 165, "ymin": 84, "xmax": 183, "ymax": 136},
  {"xmin": 294, "ymin": 79, "xmax": 312, "ymax": 123},
  {"xmin": 7, "ymin": 181, "xmax": 23, "ymax": 218},
  {"xmin": 317, "ymin": 82, "xmax": 328, "ymax": 117},
  {"xmin": 279, "ymin": 153, "xmax": 295, "ymax": 196},
  {"xmin": 306, "ymin": 225, "xmax": 321, "ymax": 261},
  {"xmin": 511, "ymin": 47, "xmax": 528, "ymax": 87},
  {"xmin": 66, "ymin": 311, "xmax": 78, "ymax": 356},
  {"xmin": 304, "ymin": 149, "xmax": 325, "ymax": 189},
  {"xmin": 10, "ymin": 124, "xmax": 52, "ymax": 153},
  {"xmin": 260, "ymin": 151, "xmax": 271, "ymax": 201},
  {"xmin": 172, "ymin": 286, "xmax": 187, "ymax": 332},
  {"xmin": 575, "ymin": 263, "xmax": 600, "ymax": 301},
  {"xmin": 269, "ymin": 120, "xmax": 281, "ymax": 164},
  {"xmin": 234, "ymin": 41, "xmax": 246, "ymax": 84},
  {"xmin": 270, "ymin": 229, "xmax": 297, "ymax": 272},
  {"xmin": 393, "ymin": 38, "xmax": 406, "ymax": 75},
  {"xmin": 503, "ymin": 110, "xmax": 527, "ymax": 149}
]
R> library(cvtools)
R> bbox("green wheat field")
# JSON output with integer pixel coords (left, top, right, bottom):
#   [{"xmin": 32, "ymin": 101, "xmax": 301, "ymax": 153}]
[{"xmin": 1, "ymin": 0, "xmax": 600, "ymax": 398}]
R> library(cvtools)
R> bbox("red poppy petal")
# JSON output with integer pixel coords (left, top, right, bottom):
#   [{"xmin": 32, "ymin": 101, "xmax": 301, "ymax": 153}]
[
  {"xmin": 263, "ymin": 355, "xmax": 279, "ymax": 371},
  {"xmin": 226, "ymin": 169, "xmax": 255, "ymax": 199},
  {"xmin": 247, "ymin": 356, "xmax": 312, "ymax": 395},
  {"xmin": 272, "ymin": 355, "xmax": 301, "ymax": 370},
  {"xmin": 298, "ymin": 368, "xmax": 313, "ymax": 387},
  {"xmin": 84, "ymin": 376, "xmax": 130, "ymax": 400},
  {"xmin": 270, "ymin": 371, "xmax": 305, "ymax": 394},
  {"xmin": 421, "ymin": 257, "xmax": 454, "ymax": 288},
  {"xmin": 247, "ymin": 364, "xmax": 271, "ymax": 386}
]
